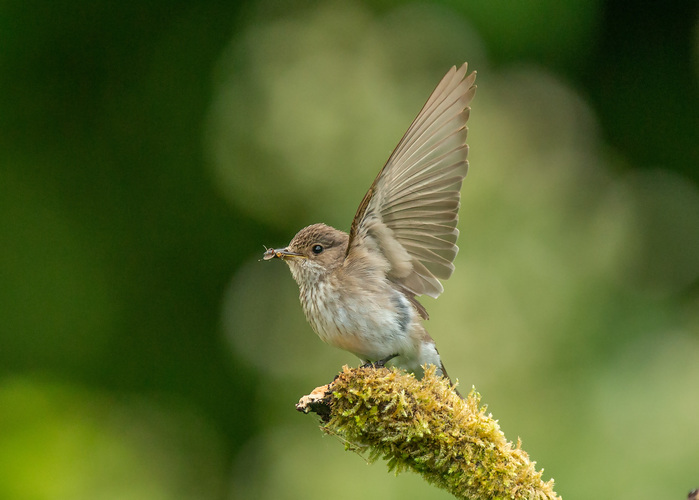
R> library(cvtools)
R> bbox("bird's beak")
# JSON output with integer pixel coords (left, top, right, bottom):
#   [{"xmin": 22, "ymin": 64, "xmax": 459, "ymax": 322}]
[{"xmin": 262, "ymin": 247, "xmax": 305, "ymax": 261}]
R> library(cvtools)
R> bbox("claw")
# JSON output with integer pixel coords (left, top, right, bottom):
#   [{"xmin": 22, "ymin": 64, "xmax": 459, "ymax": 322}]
[{"xmin": 361, "ymin": 353, "xmax": 399, "ymax": 369}]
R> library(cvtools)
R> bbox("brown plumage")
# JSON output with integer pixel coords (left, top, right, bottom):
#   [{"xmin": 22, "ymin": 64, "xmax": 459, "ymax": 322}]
[{"xmin": 264, "ymin": 63, "xmax": 476, "ymax": 385}]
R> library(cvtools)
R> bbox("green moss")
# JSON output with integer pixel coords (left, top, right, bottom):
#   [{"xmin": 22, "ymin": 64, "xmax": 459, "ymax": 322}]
[{"xmin": 317, "ymin": 366, "xmax": 560, "ymax": 500}]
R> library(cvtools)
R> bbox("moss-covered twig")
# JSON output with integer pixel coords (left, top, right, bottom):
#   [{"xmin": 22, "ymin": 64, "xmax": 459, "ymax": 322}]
[{"xmin": 297, "ymin": 365, "xmax": 560, "ymax": 500}]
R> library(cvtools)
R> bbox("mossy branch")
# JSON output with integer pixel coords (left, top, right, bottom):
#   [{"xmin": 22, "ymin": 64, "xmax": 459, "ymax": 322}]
[{"xmin": 297, "ymin": 365, "xmax": 560, "ymax": 500}]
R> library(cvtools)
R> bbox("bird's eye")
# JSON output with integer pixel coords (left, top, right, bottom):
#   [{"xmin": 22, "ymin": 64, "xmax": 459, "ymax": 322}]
[{"xmin": 312, "ymin": 244, "xmax": 324, "ymax": 254}]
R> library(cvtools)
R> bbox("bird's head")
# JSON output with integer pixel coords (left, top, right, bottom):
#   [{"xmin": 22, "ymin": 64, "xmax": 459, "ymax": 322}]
[{"xmin": 263, "ymin": 223, "xmax": 349, "ymax": 286}]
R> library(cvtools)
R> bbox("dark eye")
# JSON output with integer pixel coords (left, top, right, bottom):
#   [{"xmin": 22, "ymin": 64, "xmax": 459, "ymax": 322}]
[{"xmin": 312, "ymin": 244, "xmax": 324, "ymax": 254}]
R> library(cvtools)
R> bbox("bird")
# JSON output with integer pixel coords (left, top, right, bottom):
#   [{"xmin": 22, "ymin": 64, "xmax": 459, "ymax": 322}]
[{"xmin": 263, "ymin": 63, "xmax": 476, "ymax": 386}]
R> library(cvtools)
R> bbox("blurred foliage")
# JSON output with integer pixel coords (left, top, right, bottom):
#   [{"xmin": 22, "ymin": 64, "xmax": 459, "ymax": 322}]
[{"xmin": 1, "ymin": 0, "xmax": 698, "ymax": 499}]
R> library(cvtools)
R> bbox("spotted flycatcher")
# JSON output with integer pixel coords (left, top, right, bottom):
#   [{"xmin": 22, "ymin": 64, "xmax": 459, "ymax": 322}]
[{"xmin": 264, "ymin": 63, "xmax": 476, "ymax": 385}]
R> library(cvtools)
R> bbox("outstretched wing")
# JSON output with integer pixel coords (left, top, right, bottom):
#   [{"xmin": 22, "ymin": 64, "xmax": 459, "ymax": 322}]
[{"xmin": 346, "ymin": 63, "xmax": 476, "ymax": 299}]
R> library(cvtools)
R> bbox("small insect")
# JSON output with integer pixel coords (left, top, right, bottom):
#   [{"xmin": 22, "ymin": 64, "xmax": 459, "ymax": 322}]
[{"xmin": 262, "ymin": 246, "xmax": 276, "ymax": 261}]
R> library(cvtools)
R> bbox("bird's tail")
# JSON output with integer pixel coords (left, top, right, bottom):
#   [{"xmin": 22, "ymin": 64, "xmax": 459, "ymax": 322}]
[{"xmin": 439, "ymin": 361, "xmax": 463, "ymax": 399}]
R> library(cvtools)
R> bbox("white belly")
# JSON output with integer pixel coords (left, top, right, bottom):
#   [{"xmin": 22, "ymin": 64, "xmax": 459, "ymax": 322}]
[{"xmin": 300, "ymin": 280, "xmax": 417, "ymax": 361}]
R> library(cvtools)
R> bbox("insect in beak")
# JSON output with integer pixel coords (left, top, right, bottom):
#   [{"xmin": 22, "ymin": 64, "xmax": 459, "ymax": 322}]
[{"xmin": 262, "ymin": 246, "xmax": 305, "ymax": 261}]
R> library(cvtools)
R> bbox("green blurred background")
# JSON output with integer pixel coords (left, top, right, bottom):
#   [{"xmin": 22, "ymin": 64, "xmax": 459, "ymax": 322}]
[{"xmin": 1, "ymin": 0, "xmax": 698, "ymax": 498}]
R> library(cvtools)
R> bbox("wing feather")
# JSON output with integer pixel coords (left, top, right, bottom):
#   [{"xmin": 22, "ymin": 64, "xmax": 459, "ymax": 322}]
[{"xmin": 346, "ymin": 63, "xmax": 476, "ymax": 299}]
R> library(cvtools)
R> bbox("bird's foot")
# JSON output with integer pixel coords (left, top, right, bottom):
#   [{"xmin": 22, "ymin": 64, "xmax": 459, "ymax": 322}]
[{"xmin": 361, "ymin": 353, "xmax": 399, "ymax": 370}]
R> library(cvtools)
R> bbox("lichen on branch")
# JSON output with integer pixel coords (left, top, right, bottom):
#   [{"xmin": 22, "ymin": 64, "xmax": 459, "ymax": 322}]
[{"xmin": 297, "ymin": 366, "xmax": 560, "ymax": 500}]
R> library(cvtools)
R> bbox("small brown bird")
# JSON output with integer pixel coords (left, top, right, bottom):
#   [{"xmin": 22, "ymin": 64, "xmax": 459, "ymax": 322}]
[{"xmin": 264, "ymin": 63, "xmax": 476, "ymax": 384}]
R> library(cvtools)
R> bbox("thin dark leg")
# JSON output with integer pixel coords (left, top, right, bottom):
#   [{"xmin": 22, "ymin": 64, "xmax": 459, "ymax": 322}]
[{"xmin": 361, "ymin": 353, "xmax": 399, "ymax": 369}]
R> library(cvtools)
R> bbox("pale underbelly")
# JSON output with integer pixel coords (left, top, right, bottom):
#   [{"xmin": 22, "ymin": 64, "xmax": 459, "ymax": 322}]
[{"xmin": 303, "ymin": 290, "xmax": 417, "ymax": 361}]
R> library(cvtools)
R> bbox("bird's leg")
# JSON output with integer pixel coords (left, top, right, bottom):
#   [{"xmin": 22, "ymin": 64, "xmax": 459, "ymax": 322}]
[{"xmin": 361, "ymin": 353, "xmax": 399, "ymax": 369}]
